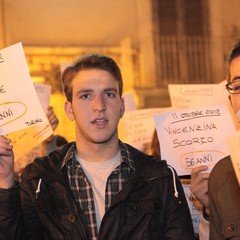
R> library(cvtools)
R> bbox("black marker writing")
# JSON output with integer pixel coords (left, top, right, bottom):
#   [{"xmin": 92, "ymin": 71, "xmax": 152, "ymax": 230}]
[
  {"xmin": 33, "ymin": 124, "xmax": 49, "ymax": 139},
  {"xmin": 165, "ymin": 123, "xmax": 217, "ymax": 135},
  {"xmin": 173, "ymin": 136, "xmax": 214, "ymax": 148},
  {"xmin": 179, "ymin": 86, "xmax": 213, "ymax": 96},
  {"xmin": 0, "ymin": 85, "xmax": 6, "ymax": 94},
  {"xmin": 185, "ymin": 154, "xmax": 213, "ymax": 167},
  {"xmin": 0, "ymin": 53, "xmax": 4, "ymax": 63},
  {"xmin": 191, "ymin": 216, "xmax": 201, "ymax": 225},
  {"xmin": 25, "ymin": 118, "xmax": 43, "ymax": 126},
  {"xmin": 172, "ymin": 109, "xmax": 221, "ymax": 124},
  {"xmin": 172, "ymin": 112, "xmax": 178, "ymax": 120},
  {"xmin": 0, "ymin": 108, "xmax": 13, "ymax": 120}
]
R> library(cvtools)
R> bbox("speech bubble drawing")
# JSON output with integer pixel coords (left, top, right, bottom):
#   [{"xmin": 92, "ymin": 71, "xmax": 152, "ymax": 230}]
[
  {"xmin": 0, "ymin": 101, "xmax": 27, "ymax": 127},
  {"xmin": 180, "ymin": 150, "xmax": 226, "ymax": 169}
]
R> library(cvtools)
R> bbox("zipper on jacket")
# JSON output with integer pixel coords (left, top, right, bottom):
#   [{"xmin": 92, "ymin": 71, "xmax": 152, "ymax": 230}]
[{"xmin": 35, "ymin": 178, "xmax": 42, "ymax": 198}]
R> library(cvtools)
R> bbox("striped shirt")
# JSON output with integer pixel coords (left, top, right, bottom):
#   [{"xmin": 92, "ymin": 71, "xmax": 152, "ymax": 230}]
[{"xmin": 61, "ymin": 142, "xmax": 135, "ymax": 239}]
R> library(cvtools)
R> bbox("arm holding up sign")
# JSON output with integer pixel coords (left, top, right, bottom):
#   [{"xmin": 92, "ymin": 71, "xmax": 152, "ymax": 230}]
[
  {"xmin": 190, "ymin": 166, "xmax": 209, "ymax": 213},
  {"xmin": 190, "ymin": 166, "xmax": 210, "ymax": 240},
  {"xmin": 0, "ymin": 136, "xmax": 28, "ymax": 240},
  {"xmin": 0, "ymin": 106, "xmax": 62, "ymax": 239}
]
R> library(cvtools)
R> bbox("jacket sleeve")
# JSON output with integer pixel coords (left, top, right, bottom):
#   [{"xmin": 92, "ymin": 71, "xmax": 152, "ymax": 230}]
[
  {"xmin": 0, "ymin": 181, "xmax": 44, "ymax": 240},
  {"xmin": 209, "ymin": 157, "xmax": 240, "ymax": 240},
  {"xmin": 0, "ymin": 183, "xmax": 27, "ymax": 240},
  {"xmin": 163, "ymin": 167, "xmax": 195, "ymax": 240}
]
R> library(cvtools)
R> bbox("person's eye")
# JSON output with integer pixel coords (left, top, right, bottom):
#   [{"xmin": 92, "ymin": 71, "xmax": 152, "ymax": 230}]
[
  {"xmin": 80, "ymin": 94, "xmax": 91, "ymax": 99},
  {"xmin": 232, "ymin": 81, "xmax": 240, "ymax": 89},
  {"xmin": 105, "ymin": 92, "xmax": 116, "ymax": 98}
]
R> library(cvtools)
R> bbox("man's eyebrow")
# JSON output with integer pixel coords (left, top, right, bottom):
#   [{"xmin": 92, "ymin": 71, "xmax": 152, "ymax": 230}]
[
  {"xmin": 231, "ymin": 76, "xmax": 240, "ymax": 81},
  {"xmin": 104, "ymin": 87, "xmax": 118, "ymax": 92},
  {"xmin": 75, "ymin": 88, "xmax": 118, "ymax": 95},
  {"xmin": 75, "ymin": 89, "xmax": 93, "ymax": 96}
]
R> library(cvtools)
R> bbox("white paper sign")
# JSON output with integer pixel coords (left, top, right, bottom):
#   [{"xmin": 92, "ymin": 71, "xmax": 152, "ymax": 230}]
[
  {"xmin": 154, "ymin": 104, "xmax": 236, "ymax": 175},
  {"xmin": 182, "ymin": 183, "xmax": 201, "ymax": 234},
  {"xmin": 119, "ymin": 107, "xmax": 173, "ymax": 151},
  {"xmin": 168, "ymin": 84, "xmax": 229, "ymax": 109},
  {"xmin": 0, "ymin": 43, "xmax": 53, "ymax": 161},
  {"xmin": 123, "ymin": 93, "xmax": 137, "ymax": 112},
  {"xmin": 0, "ymin": 42, "xmax": 51, "ymax": 135},
  {"xmin": 227, "ymin": 130, "xmax": 240, "ymax": 186},
  {"xmin": 34, "ymin": 83, "xmax": 52, "ymax": 111}
]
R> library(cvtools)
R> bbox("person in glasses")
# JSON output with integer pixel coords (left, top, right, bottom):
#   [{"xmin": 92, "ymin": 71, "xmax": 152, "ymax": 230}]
[
  {"xmin": 190, "ymin": 39, "xmax": 240, "ymax": 240},
  {"xmin": 208, "ymin": 39, "xmax": 240, "ymax": 240}
]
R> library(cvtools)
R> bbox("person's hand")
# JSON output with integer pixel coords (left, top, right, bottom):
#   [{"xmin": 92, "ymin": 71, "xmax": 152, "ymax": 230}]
[
  {"xmin": 46, "ymin": 106, "xmax": 59, "ymax": 131},
  {"xmin": 45, "ymin": 106, "xmax": 59, "ymax": 143},
  {"xmin": 0, "ymin": 135, "xmax": 15, "ymax": 188},
  {"xmin": 190, "ymin": 165, "xmax": 210, "ymax": 213}
]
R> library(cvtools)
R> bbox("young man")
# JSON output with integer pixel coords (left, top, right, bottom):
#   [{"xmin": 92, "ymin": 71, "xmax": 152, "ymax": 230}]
[
  {"xmin": 0, "ymin": 54, "xmax": 194, "ymax": 239},
  {"xmin": 190, "ymin": 39, "xmax": 240, "ymax": 240},
  {"xmin": 208, "ymin": 40, "xmax": 240, "ymax": 240}
]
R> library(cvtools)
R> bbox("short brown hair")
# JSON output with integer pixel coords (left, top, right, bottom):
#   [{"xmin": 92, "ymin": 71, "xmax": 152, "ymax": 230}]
[
  {"xmin": 227, "ymin": 39, "xmax": 240, "ymax": 81},
  {"xmin": 61, "ymin": 53, "xmax": 123, "ymax": 102}
]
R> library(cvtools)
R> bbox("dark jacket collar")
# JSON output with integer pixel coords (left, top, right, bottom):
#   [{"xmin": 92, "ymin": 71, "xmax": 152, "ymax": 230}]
[{"xmin": 21, "ymin": 141, "xmax": 169, "ymax": 183}]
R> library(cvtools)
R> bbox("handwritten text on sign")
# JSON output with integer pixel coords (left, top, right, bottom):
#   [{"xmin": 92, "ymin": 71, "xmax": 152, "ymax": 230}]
[
  {"xmin": 5, "ymin": 83, "xmax": 52, "ymax": 161},
  {"xmin": 119, "ymin": 108, "xmax": 173, "ymax": 151},
  {"xmin": 0, "ymin": 42, "xmax": 53, "ymax": 161},
  {"xmin": 168, "ymin": 84, "xmax": 229, "ymax": 109},
  {"xmin": 154, "ymin": 105, "xmax": 236, "ymax": 175},
  {"xmin": 0, "ymin": 42, "xmax": 50, "ymax": 135}
]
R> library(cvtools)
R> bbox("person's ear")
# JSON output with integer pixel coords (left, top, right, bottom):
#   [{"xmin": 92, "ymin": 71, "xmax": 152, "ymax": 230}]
[
  {"xmin": 119, "ymin": 97, "xmax": 125, "ymax": 118},
  {"xmin": 64, "ymin": 101, "xmax": 75, "ymax": 121}
]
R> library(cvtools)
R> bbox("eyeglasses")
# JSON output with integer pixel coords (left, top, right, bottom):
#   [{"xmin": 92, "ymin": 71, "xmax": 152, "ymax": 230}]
[{"xmin": 226, "ymin": 80, "xmax": 240, "ymax": 94}]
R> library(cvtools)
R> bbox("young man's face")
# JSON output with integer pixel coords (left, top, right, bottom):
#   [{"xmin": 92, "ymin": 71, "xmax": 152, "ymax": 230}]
[
  {"xmin": 64, "ymin": 69, "xmax": 125, "ymax": 144},
  {"xmin": 229, "ymin": 56, "xmax": 240, "ymax": 116}
]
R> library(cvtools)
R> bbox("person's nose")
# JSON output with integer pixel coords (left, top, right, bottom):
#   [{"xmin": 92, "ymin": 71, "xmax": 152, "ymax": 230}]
[{"xmin": 92, "ymin": 95, "xmax": 106, "ymax": 112}]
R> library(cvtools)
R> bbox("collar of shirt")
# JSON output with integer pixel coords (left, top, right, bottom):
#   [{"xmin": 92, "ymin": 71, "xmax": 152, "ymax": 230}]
[{"xmin": 60, "ymin": 141, "xmax": 136, "ymax": 171}]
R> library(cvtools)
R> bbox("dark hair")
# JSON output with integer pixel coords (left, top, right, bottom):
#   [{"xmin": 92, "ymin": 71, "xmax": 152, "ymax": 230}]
[
  {"xmin": 227, "ymin": 39, "xmax": 240, "ymax": 81},
  {"xmin": 61, "ymin": 53, "xmax": 123, "ymax": 102},
  {"xmin": 55, "ymin": 135, "xmax": 68, "ymax": 148},
  {"xmin": 150, "ymin": 129, "xmax": 161, "ymax": 159}
]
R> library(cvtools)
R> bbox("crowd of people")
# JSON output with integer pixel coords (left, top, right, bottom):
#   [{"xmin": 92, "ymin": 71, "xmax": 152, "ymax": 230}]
[{"xmin": 0, "ymin": 39, "xmax": 240, "ymax": 239}]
